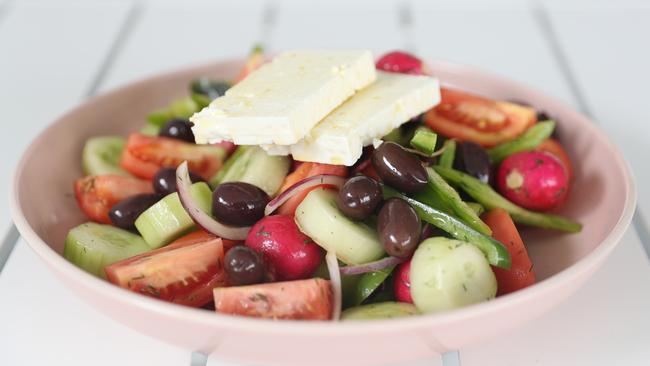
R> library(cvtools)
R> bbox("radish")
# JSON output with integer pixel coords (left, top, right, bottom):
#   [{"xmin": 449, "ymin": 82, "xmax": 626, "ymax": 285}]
[
  {"xmin": 246, "ymin": 215, "xmax": 323, "ymax": 281},
  {"xmin": 393, "ymin": 260, "xmax": 413, "ymax": 304},
  {"xmin": 497, "ymin": 151, "xmax": 569, "ymax": 211}
]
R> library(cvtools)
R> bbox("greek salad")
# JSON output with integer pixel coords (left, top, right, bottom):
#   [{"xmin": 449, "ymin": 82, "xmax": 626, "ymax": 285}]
[{"xmin": 65, "ymin": 47, "xmax": 581, "ymax": 321}]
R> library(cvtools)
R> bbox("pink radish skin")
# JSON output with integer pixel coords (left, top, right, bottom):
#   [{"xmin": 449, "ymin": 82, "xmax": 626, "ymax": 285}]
[
  {"xmin": 497, "ymin": 151, "xmax": 569, "ymax": 211},
  {"xmin": 246, "ymin": 215, "xmax": 323, "ymax": 281},
  {"xmin": 393, "ymin": 260, "xmax": 413, "ymax": 304}
]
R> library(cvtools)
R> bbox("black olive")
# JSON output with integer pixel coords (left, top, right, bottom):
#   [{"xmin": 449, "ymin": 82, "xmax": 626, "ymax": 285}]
[
  {"xmin": 109, "ymin": 193, "xmax": 161, "ymax": 231},
  {"xmin": 153, "ymin": 167, "xmax": 205, "ymax": 196},
  {"xmin": 371, "ymin": 142, "xmax": 427, "ymax": 193},
  {"xmin": 212, "ymin": 182, "xmax": 270, "ymax": 226},
  {"xmin": 224, "ymin": 246, "xmax": 265, "ymax": 286},
  {"xmin": 377, "ymin": 198, "xmax": 421, "ymax": 258},
  {"xmin": 454, "ymin": 141, "xmax": 491, "ymax": 184},
  {"xmin": 159, "ymin": 118, "xmax": 195, "ymax": 143},
  {"xmin": 337, "ymin": 176, "xmax": 382, "ymax": 220}
]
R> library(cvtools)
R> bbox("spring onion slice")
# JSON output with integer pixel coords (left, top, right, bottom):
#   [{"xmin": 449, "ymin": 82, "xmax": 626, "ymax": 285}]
[
  {"xmin": 326, "ymin": 250, "xmax": 342, "ymax": 321},
  {"xmin": 339, "ymin": 256, "xmax": 405, "ymax": 276},
  {"xmin": 264, "ymin": 174, "xmax": 346, "ymax": 216}
]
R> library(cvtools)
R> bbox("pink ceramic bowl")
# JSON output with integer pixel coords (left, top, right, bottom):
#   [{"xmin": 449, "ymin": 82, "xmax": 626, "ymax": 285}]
[{"xmin": 11, "ymin": 59, "xmax": 636, "ymax": 366}]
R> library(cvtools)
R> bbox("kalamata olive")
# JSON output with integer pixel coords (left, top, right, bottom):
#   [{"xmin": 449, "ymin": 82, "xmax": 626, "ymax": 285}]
[
  {"xmin": 191, "ymin": 78, "xmax": 231, "ymax": 100},
  {"xmin": 159, "ymin": 118, "xmax": 195, "ymax": 143},
  {"xmin": 109, "ymin": 193, "xmax": 161, "ymax": 230},
  {"xmin": 454, "ymin": 141, "xmax": 491, "ymax": 184},
  {"xmin": 224, "ymin": 245, "xmax": 265, "ymax": 286},
  {"xmin": 212, "ymin": 182, "xmax": 270, "ymax": 226},
  {"xmin": 337, "ymin": 176, "xmax": 382, "ymax": 220},
  {"xmin": 377, "ymin": 198, "xmax": 421, "ymax": 258},
  {"xmin": 371, "ymin": 141, "xmax": 427, "ymax": 193},
  {"xmin": 153, "ymin": 167, "xmax": 205, "ymax": 195}
]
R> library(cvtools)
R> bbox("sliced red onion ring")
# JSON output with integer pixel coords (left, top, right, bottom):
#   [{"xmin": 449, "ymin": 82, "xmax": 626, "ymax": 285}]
[
  {"xmin": 264, "ymin": 174, "xmax": 346, "ymax": 216},
  {"xmin": 326, "ymin": 250, "xmax": 342, "ymax": 321},
  {"xmin": 339, "ymin": 256, "xmax": 405, "ymax": 276},
  {"xmin": 176, "ymin": 161, "xmax": 250, "ymax": 240}
]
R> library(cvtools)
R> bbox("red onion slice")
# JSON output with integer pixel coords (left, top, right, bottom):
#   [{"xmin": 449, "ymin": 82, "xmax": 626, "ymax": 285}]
[
  {"xmin": 264, "ymin": 174, "xmax": 346, "ymax": 216},
  {"xmin": 339, "ymin": 256, "xmax": 405, "ymax": 276},
  {"xmin": 176, "ymin": 161, "xmax": 250, "ymax": 240},
  {"xmin": 326, "ymin": 250, "xmax": 342, "ymax": 321}
]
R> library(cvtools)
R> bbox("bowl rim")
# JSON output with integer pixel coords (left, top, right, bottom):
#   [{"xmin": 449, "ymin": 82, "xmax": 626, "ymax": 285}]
[{"xmin": 9, "ymin": 58, "xmax": 637, "ymax": 336}]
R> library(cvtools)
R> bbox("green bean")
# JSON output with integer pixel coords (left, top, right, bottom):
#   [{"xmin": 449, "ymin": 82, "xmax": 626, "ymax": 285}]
[
  {"xmin": 424, "ymin": 167, "xmax": 492, "ymax": 236},
  {"xmin": 381, "ymin": 185, "xmax": 511, "ymax": 269},
  {"xmin": 438, "ymin": 139, "xmax": 457, "ymax": 168},
  {"xmin": 410, "ymin": 126, "xmax": 438, "ymax": 156},
  {"xmin": 467, "ymin": 202, "xmax": 485, "ymax": 216},
  {"xmin": 434, "ymin": 166, "xmax": 582, "ymax": 233},
  {"xmin": 488, "ymin": 120, "xmax": 556, "ymax": 163}
]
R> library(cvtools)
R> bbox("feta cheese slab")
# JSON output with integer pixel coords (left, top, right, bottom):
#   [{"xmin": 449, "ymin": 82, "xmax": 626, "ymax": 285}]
[
  {"xmin": 191, "ymin": 50, "xmax": 377, "ymax": 145},
  {"xmin": 265, "ymin": 71, "xmax": 441, "ymax": 165}
]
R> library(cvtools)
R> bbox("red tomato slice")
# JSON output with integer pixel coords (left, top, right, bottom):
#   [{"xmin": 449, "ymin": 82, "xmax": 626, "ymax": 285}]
[
  {"xmin": 120, "ymin": 133, "xmax": 225, "ymax": 180},
  {"xmin": 424, "ymin": 88, "xmax": 536, "ymax": 147},
  {"xmin": 175, "ymin": 230, "xmax": 241, "ymax": 253},
  {"xmin": 535, "ymin": 138, "xmax": 573, "ymax": 181},
  {"xmin": 105, "ymin": 234, "xmax": 226, "ymax": 307},
  {"xmin": 277, "ymin": 162, "xmax": 348, "ymax": 215},
  {"xmin": 74, "ymin": 175, "xmax": 153, "ymax": 224},
  {"xmin": 482, "ymin": 208, "xmax": 536, "ymax": 296},
  {"xmin": 213, "ymin": 278, "xmax": 332, "ymax": 320}
]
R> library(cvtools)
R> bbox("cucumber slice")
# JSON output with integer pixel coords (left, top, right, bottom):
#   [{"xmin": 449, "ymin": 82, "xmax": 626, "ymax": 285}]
[
  {"xmin": 135, "ymin": 182, "xmax": 212, "ymax": 249},
  {"xmin": 295, "ymin": 188, "xmax": 385, "ymax": 265},
  {"xmin": 341, "ymin": 302, "xmax": 420, "ymax": 320},
  {"xmin": 82, "ymin": 136, "xmax": 131, "ymax": 176},
  {"xmin": 210, "ymin": 146, "xmax": 290, "ymax": 197},
  {"xmin": 410, "ymin": 237, "xmax": 497, "ymax": 314},
  {"xmin": 63, "ymin": 222, "xmax": 150, "ymax": 278}
]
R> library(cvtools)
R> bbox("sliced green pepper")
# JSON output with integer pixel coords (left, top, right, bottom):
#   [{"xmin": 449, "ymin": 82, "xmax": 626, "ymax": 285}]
[
  {"xmin": 425, "ymin": 167, "xmax": 492, "ymax": 236},
  {"xmin": 488, "ymin": 120, "xmax": 556, "ymax": 163},
  {"xmin": 434, "ymin": 166, "xmax": 582, "ymax": 233},
  {"xmin": 410, "ymin": 126, "xmax": 438, "ymax": 156},
  {"xmin": 381, "ymin": 185, "xmax": 511, "ymax": 269},
  {"xmin": 353, "ymin": 266, "xmax": 395, "ymax": 306},
  {"xmin": 147, "ymin": 96, "xmax": 200, "ymax": 127},
  {"xmin": 467, "ymin": 202, "xmax": 485, "ymax": 216},
  {"xmin": 438, "ymin": 139, "xmax": 457, "ymax": 168}
]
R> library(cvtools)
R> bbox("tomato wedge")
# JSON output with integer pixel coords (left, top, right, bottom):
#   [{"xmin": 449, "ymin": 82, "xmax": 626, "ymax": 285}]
[
  {"xmin": 277, "ymin": 162, "xmax": 348, "ymax": 215},
  {"xmin": 120, "ymin": 133, "xmax": 225, "ymax": 180},
  {"xmin": 105, "ymin": 234, "xmax": 227, "ymax": 307},
  {"xmin": 174, "ymin": 230, "xmax": 240, "ymax": 253},
  {"xmin": 535, "ymin": 138, "xmax": 573, "ymax": 181},
  {"xmin": 424, "ymin": 88, "xmax": 536, "ymax": 147},
  {"xmin": 74, "ymin": 175, "xmax": 153, "ymax": 224},
  {"xmin": 482, "ymin": 208, "xmax": 536, "ymax": 296},
  {"xmin": 213, "ymin": 278, "xmax": 332, "ymax": 320}
]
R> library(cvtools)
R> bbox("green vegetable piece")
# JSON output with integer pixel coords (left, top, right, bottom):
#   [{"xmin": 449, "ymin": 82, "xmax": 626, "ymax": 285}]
[
  {"xmin": 82, "ymin": 136, "xmax": 131, "ymax": 177},
  {"xmin": 381, "ymin": 185, "xmax": 511, "ymax": 269},
  {"xmin": 467, "ymin": 202, "xmax": 485, "ymax": 216},
  {"xmin": 434, "ymin": 166, "xmax": 582, "ymax": 232},
  {"xmin": 190, "ymin": 93, "xmax": 212, "ymax": 109},
  {"xmin": 353, "ymin": 266, "xmax": 395, "ymax": 306},
  {"xmin": 341, "ymin": 302, "xmax": 419, "ymax": 320},
  {"xmin": 313, "ymin": 260, "xmax": 361, "ymax": 309},
  {"xmin": 410, "ymin": 126, "xmax": 438, "ymax": 155},
  {"xmin": 439, "ymin": 139, "xmax": 457, "ymax": 168},
  {"xmin": 64, "ymin": 222, "xmax": 150, "ymax": 278},
  {"xmin": 139, "ymin": 123, "xmax": 160, "ymax": 136},
  {"xmin": 147, "ymin": 96, "xmax": 199, "ymax": 127},
  {"xmin": 488, "ymin": 120, "xmax": 556, "ymax": 163},
  {"xmin": 425, "ymin": 167, "xmax": 492, "ymax": 236}
]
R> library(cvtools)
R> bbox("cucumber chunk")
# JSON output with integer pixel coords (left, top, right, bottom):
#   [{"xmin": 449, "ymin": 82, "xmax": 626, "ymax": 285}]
[
  {"xmin": 63, "ymin": 222, "xmax": 150, "ymax": 278},
  {"xmin": 295, "ymin": 188, "xmax": 385, "ymax": 265},
  {"xmin": 341, "ymin": 302, "xmax": 420, "ymax": 320},
  {"xmin": 82, "ymin": 136, "xmax": 131, "ymax": 176},
  {"xmin": 210, "ymin": 146, "xmax": 290, "ymax": 197},
  {"xmin": 135, "ymin": 182, "xmax": 212, "ymax": 249},
  {"xmin": 410, "ymin": 237, "xmax": 496, "ymax": 314}
]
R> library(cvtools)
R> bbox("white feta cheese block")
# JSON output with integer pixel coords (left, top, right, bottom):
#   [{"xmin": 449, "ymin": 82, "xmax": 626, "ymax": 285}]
[
  {"xmin": 265, "ymin": 71, "xmax": 441, "ymax": 166},
  {"xmin": 191, "ymin": 50, "xmax": 377, "ymax": 145}
]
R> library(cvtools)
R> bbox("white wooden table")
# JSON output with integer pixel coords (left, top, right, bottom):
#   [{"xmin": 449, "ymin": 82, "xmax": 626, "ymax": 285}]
[{"xmin": 1, "ymin": 0, "xmax": 649, "ymax": 365}]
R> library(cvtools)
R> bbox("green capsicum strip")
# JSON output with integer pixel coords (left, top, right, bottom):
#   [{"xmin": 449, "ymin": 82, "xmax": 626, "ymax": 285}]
[
  {"xmin": 433, "ymin": 166, "xmax": 582, "ymax": 233},
  {"xmin": 466, "ymin": 202, "xmax": 485, "ymax": 216},
  {"xmin": 410, "ymin": 126, "xmax": 438, "ymax": 156},
  {"xmin": 425, "ymin": 167, "xmax": 492, "ymax": 236},
  {"xmin": 381, "ymin": 185, "xmax": 511, "ymax": 269},
  {"xmin": 353, "ymin": 266, "xmax": 395, "ymax": 306},
  {"xmin": 488, "ymin": 120, "xmax": 556, "ymax": 163},
  {"xmin": 438, "ymin": 139, "xmax": 457, "ymax": 168}
]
